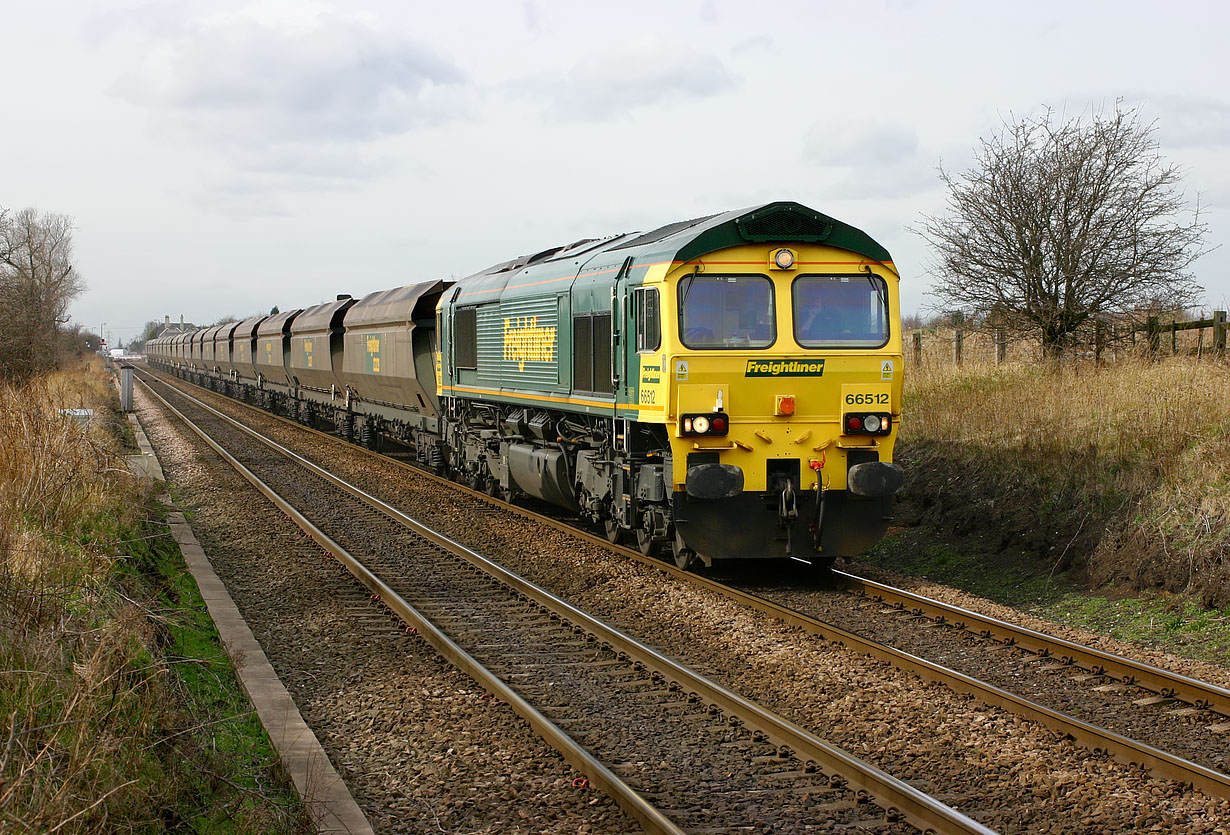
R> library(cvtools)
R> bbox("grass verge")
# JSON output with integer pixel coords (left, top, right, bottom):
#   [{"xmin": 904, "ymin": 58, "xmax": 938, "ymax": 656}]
[
  {"xmin": 893, "ymin": 355, "xmax": 1230, "ymax": 608},
  {"xmin": 0, "ymin": 360, "xmax": 306, "ymax": 833},
  {"xmin": 856, "ymin": 528, "xmax": 1230, "ymax": 666},
  {"xmin": 866, "ymin": 352, "xmax": 1230, "ymax": 663}
]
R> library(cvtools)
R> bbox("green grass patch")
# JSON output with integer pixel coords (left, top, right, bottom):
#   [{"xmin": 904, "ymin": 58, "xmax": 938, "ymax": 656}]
[
  {"xmin": 1037, "ymin": 594, "xmax": 1230, "ymax": 666},
  {"xmin": 862, "ymin": 529, "xmax": 1079, "ymax": 609},
  {"xmin": 860, "ymin": 528, "xmax": 1230, "ymax": 667},
  {"xmin": 119, "ymin": 506, "xmax": 308, "ymax": 833}
]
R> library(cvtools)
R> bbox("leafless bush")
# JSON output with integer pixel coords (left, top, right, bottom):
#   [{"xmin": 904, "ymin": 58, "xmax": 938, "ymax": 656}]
[
  {"xmin": 0, "ymin": 207, "xmax": 85, "ymax": 380},
  {"xmin": 916, "ymin": 103, "xmax": 1210, "ymax": 355}
]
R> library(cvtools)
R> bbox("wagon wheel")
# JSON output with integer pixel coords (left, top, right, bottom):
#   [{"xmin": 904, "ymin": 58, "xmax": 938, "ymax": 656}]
[
  {"xmin": 603, "ymin": 517, "xmax": 622, "ymax": 544},
  {"xmin": 485, "ymin": 479, "xmax": 501, "ymax": 499}
]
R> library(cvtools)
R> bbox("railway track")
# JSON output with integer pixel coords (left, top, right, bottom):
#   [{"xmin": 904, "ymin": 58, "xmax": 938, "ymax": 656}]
[
  {"xmin": 137, "ymin": 370, "xmax": 994, "ymax": 834},
  {"xmin": 835, "ymin": 571, "xmax": 1230, "ymax": 718},
  {"xmin": 135, "ymin": 365, "xmax": 1230, "ymax": 825}
]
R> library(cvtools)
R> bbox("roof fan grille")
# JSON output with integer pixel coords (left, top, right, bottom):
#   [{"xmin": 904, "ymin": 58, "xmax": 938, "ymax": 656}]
[{"xmin": 739, "ymin": 209, "xmax": 830, "ymax": 242}]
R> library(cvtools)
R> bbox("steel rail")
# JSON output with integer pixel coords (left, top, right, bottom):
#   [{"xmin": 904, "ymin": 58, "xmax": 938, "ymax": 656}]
[
  {"xmin": 138, "ymin": 376, "xmax": 686, "ymax": 835},
  {"xmin": 141, "ymin": 366, "xmax": 1230, "ymax": 799},
  {"xmin": 139, "ymin": 370, "xmax": 998, "ymax": 835},
  {"xmin": 835, "ymin": 570, "xmax": 1230, "ymax": 718}
]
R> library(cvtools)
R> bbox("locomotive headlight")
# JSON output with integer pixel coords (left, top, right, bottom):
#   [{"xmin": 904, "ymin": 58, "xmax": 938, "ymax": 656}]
[
  {"xmin": 693, "ymin": 415, "xmax": 711, "ymax": 434},
  {"xmin": 772, "ymin": 248, "xmax": 796, "ymax": 269},
  {"xmin": 864, "ymin": 414, "xmax": 881, "ymax": 432}
]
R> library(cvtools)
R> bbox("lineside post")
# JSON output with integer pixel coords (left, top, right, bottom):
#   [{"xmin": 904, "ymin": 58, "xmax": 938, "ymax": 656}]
[
  {"xmin": 953, "ymin": 330, "xmax": 963, "ymax": 367},
  {"xmin": 1215, "ymin": 310, "xmax": 1227, "ymax": 354},
  {"xmin": 994, "ymin": 328, "xmax": 1006, "ymax": 365},
  {"xmin": 912, "ymin": 331, "xmax": 922, "ymax": 366},
  {"xmin": 120, "ymin": 366, "xmax": 134, "ymax": 412},
  {"xmin": 1147, "ymin": 316, "xmax": 1160, "ymax": 358}
]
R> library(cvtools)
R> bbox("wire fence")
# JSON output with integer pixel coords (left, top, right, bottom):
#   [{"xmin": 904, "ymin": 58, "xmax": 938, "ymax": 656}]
[{"xmin": 905, "ymin": 311, "xmax": 1228, "ymax": 370}]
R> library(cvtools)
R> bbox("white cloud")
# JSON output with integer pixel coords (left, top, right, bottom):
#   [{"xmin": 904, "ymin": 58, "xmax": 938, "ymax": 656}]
[
  {"xmin": 801, "ymin": 121, "xmax": 933, "ymax": 199},
  {"xmin": 115, "ymin": 6, "xmax": 465, "ymax": 183},
  {"xmin": 531, "ymin": 38, "xmax": 734, "ymax": 121},
  {"xmin": 1146, "ymin": 94, "xmax": 1230, "ymax": 150},
  {"xmin": 803, "ymin": 121, "xmax": 919, "ymax": 168}
]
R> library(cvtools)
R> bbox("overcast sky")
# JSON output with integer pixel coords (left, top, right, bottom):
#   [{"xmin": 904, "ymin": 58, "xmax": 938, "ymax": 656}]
[{"xmin": 5, "ymin": 0, "xmax": 1230, "ymax": 344}]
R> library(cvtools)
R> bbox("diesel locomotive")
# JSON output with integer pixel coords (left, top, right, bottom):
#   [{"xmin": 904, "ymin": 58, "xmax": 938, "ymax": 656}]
[{"xmin": 147, "ymin": 201, "xmax": 904, "ymax": 569}]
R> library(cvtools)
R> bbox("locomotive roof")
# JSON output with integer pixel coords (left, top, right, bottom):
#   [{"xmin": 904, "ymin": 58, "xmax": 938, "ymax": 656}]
[
  {"xmin": 667, "ymin": 201, "xmax": 893, "ymax": 265},
  {"xmin": 463, "ymin": 201, "xmax": 893, "ymax": 289}
]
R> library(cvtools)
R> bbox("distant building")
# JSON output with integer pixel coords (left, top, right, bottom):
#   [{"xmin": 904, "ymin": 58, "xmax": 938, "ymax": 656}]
[{"xmin": 155, "ymin": 314, "xmax": 196, "ymax": 338}]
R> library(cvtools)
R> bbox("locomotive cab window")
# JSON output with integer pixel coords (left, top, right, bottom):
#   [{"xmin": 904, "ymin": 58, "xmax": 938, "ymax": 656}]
[
  {"xmin": 678, "ymin": 275, "xmax": 775, "ymax": 349},
  {"xmin": 793, "ymin": 275, "xmax": 889, "ymax": 348},
  {"xmin": 633, "ymin": 287, "xmax": 661, "ymax": 353}
]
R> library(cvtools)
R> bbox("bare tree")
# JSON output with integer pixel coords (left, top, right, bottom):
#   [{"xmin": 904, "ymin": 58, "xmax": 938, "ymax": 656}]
[
  {"xmin": 916, "ymin": 104, "xmax": 1210, "ymax": 353},
  {"xmin": 0, "ymin": 207, "xmax": 85, "ymax": 378}
]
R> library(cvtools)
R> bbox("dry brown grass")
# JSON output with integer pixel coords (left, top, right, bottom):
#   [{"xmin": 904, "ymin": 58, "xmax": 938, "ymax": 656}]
[
  {"xmin": 898, "ymin": 352, "xmax": 1230, "ymax": 605},
  {"xmin": 0, "ymin": 361, "xmax": 304, "ymax": 832},
  {"xmin": 0, "ymin": 366, "xmax": 164, "ymax": 830}
]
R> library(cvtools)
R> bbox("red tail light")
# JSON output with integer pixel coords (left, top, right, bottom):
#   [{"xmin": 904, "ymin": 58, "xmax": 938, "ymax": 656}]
[
  {"xmin": 844, "ymin": 413, "xmax": 891, "ymax": 436},
  {"xmin": 681, "ymin": 413, "xmax": 729, "ymax": 437}
]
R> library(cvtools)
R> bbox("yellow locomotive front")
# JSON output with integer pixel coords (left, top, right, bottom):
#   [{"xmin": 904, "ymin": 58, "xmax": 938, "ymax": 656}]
[{"xmin": 642, "ymin": 242, "xmax": 903, "ymax": 567}]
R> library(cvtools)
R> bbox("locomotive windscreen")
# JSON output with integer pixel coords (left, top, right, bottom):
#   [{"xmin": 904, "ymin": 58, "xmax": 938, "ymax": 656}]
[
  {"xmin": 678, "ymin": 275, "xmax": 775, "ymax": 349},
  {"xmin": 793, "ymin": 275, "xmax": 889, "ymax": 348}
]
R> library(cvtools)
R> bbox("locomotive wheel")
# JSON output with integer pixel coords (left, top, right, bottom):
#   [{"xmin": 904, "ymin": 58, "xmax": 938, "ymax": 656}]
[
  {"xmin": 635, "ymin": 527, "xmax": 663, "ymax": 557},
  {"xmin": 485, "ymin": 479, "xmax": 501, "ymax": 498},
  {"xmin": 673, "ymin": 532, "xmax": 697, "ymax": 570}
]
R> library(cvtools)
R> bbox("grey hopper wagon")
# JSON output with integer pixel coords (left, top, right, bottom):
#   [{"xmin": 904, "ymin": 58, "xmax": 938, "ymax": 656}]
[
  {"xmin": 338, "ymin": 280, "xmax": 449, "ymax": 428},
  {"xmin": 289, "ymin": 297, "xmax": 356, "ymax": 406},
  {"xmin": 253, "ymin": 309, "xmax": 303, "ymax": 391}
]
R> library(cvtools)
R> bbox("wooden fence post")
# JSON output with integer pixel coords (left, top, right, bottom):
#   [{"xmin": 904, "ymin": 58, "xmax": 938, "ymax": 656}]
[
  {"xmin": 1215, "ymin": 310, "xmax": 1228, "ymax": 354},
  {"xmin": 1094, "ymin": 321, "xmax": 1105, "ymax": 365},
  {"xmin": 1147, "ymin": 316, "xmax": 1160, "ymax": 358},
  {"xmin": 994, "ymin": 328, "xmax": 1006, "ymax": 365},
  {"xmin": 1171, "ymin": 321, "xmax": 1178, "ymax": 355},
  {"xmin": 912, "ymin": 331, "xmax": 922, "ymax": 365},
  {"xmin": 953, "ymin": 330, "xmax": 964, "ymax": 367}
]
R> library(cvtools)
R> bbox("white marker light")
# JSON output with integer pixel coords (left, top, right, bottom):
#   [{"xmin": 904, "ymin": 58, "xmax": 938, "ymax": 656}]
[
  {"xmin": 693, "ymin": 415, "xmax": 711, "ymax": 434},
  {"xmin": 864, "ymin": 414, "xmax": 882, "ymax": 432},
  {"xmin": 774, "ymin": 249, "xmax": 795, "ymax": 269}
]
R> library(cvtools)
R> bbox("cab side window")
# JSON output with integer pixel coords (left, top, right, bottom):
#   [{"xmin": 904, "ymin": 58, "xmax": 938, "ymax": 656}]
[{"xmin": 634, "ymin": 287, "xmax": 660, "ymax": 353}]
